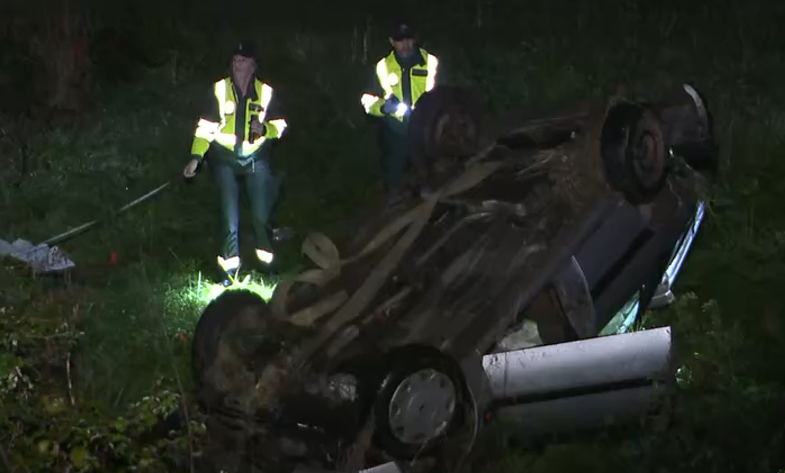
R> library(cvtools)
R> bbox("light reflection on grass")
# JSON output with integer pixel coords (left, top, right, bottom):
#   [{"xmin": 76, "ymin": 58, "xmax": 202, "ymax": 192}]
[
  {"xmin": 166, "ymin": 270, "xmax": 278, "ymax": 317},
  {"xmin": 197, "ymin": 271, "xmax": 276, "ymax": 305}
]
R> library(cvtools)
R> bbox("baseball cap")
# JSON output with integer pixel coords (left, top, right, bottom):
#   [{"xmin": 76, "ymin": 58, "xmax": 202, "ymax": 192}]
[
  {"xmin": 232, "ymin": 40, "xmax": 257, "ymax": 60},
  {"xmin": 390, "ymin": 18, "xmax": 416, "ymax": 41}
]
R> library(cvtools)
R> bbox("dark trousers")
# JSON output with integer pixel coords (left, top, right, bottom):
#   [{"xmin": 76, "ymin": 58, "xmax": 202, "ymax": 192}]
[
  {"xmin": 379, "ymin": 120, "xmax": 412, "ymax": 199},
  {"xmin": 211, "ymin": 159, "xmax": 277, "ymax": 260}
]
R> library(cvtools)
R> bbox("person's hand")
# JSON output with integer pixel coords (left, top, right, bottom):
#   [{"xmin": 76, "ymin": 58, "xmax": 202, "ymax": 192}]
[
  {"xmin": 381, "ymin": 97, "xmax": 399, "ymax": 115},
  {"xmin": 183, "ymin": 158, "xmax": 199, "ymax": 179},
  {"xmin": 250, "ymin": 120, "xmax": 266, "ymax": 137}
]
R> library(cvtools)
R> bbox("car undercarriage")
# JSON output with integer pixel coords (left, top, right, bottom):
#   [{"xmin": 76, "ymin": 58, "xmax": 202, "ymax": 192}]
[{"xmin": 190, "ymin": 82, "xmax": 718, "ymax": 473}]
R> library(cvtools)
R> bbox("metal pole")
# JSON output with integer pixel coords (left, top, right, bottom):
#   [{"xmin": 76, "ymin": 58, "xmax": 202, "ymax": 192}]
[{"xmin": 41, "ymin": 181, "xmax": 171, "ymax": 247}]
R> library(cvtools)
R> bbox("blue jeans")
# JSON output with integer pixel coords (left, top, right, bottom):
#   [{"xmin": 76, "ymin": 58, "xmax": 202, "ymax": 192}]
[{"xmin": 211, "ymin": 158, "xmax": 278, "ymax": 260}]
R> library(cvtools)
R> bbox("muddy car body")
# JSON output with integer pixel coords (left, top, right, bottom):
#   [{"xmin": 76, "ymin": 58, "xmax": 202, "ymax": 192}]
[{"xmin": 191, "ymin": 83, "xmax": 717, "ymax": 473}]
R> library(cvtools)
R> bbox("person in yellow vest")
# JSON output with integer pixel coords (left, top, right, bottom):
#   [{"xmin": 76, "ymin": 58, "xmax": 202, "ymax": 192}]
[
  {"xmin": 183, "ymin": 41, "xmax": 287, "ymax": 285},
  {"xmin": 360, "ymin": 18, "xmax": 440, "ymax": 203}
]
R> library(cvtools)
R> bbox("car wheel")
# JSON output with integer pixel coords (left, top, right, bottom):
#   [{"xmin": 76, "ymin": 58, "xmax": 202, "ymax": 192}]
[
  {"xmin": 408, "ymin": 86, "xmax": 493, "ymax": 175},
  {"xmin": 191, "ymin": 289, "xmax": 276, "ymax": 410},
  {"xmin": 600, "ymin": 102, "xmax": 670, "ymax": 205},
  {"xmin": 372, "ymin": 345, "xmax": 474, "ymax": 461}
]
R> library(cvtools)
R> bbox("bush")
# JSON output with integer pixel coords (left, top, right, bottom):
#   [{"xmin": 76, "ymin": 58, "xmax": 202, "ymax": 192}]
[{"xmin": 0, "ymin": 260, "xmax": 206, "ymax": 472}]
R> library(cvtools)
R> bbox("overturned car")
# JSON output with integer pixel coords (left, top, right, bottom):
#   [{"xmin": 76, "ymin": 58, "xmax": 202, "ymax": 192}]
[{"xmin": 190, "ymin": 83, "xmax": 717, "ymax": 473}]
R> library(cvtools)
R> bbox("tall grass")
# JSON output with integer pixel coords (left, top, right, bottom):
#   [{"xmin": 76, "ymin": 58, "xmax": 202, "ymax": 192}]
[{"xmin": 1, "ymin": 0, "xmax": 784, "ymax": 470}]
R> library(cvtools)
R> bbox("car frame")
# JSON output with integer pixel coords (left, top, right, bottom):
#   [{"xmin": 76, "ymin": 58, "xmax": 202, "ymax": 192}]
[{"xmin": 190, "ymin": 82, "xmax": 718, "ymax": 473}]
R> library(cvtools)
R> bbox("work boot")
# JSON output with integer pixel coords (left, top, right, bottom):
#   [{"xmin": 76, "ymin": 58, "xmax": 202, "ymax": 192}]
[
  {"xmin": 217, "ymin": 255, "xmax": 241, "ymax": 287},
  {"xmin": 254, "ymin": 248, "xmax": 278, "ymax": 277}
]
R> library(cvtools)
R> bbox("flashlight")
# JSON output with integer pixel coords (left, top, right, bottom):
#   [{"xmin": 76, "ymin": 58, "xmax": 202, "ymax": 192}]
[{"xmin": 395, "ymin": 102, "xmax": 409, "ymax": 118}]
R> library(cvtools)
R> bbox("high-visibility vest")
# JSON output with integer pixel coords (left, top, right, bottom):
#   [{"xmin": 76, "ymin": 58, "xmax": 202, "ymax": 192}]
[
  {"xmin": 360, "ymin": 48, "xmax": 439, "ymax": 122},
  {"xmin": 191, "ymin": 77, "xmax": 287, "ymax": 160}
]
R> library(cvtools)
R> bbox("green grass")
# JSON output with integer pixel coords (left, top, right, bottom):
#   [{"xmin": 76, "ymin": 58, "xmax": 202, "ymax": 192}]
[{"xmin": 2, "ymin": 0, "xmax": 785, "ymax": 471}]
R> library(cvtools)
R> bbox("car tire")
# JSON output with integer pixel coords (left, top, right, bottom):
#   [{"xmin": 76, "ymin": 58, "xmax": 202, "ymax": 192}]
[
  {"xmin": 191, "ymin": 289, "xmax": 272, "ymax": 410},
  {"xmin": 372, "ymin": 345, "xmax": 473, "ymax": 460},
  {"xmin": 407, "ymin": 86, "xmax": 493, "ymax": 175},
  {"xmin": 600, "ymin": 102, "xmax": 670, "ymax": 205}
]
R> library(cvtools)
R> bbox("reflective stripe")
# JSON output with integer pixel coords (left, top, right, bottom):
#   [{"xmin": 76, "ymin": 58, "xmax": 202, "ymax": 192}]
[
  {"xmin": 214, "ymin": 79, "xmax": 228, "ymax": 130},
  {"xmin": 266, "ymin": 118, "xmax": 288, "ymax": 138},
  {"xmin": 254, "ymin": 81, "xmax": 269, "ymax": 124},
  {"xmin": 255, "ymin": 249, "xmax": 274, "ymax": 264},
  {"xmin": 426, "ymin": 54, "xmax": 439, "ymax": 91},
  {"xmin": 217, "ymin": 255, "xmax": 240, "ymax": 271},
  {"xmin": 215, "ymin": 132, "xmax": 237, "ymax": 147},
  {"xmin": 361, "ymin": 93, "xmax": 382, "ymax": 113},
  {"xmin": 194, "ymin": 118, "xmax": 219, "ymax": 140},
  {"xmin": 197, "ymin": 118, "xmax": 220, "ymax": 131},
  {"xmin": 376, "ymin": 59, "xmax": 394, "ymax": 97},
  {"xmin": 261, "ymin": 83, "xmax": 273, "ymax": 108}
]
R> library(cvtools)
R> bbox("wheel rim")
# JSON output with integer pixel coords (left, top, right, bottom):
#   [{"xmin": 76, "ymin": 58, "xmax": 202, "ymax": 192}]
[{"xmin": 387, "ymin": 368, "xmax": 457, "ymax": 445}]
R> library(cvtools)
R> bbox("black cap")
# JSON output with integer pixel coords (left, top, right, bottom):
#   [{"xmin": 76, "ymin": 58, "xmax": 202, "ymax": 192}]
[
  {"xmin": 389, "ymin": 18, "xmax": 415, "ymax": 41},
  {"xmin": 232, "ymin": 40, "xmax": 257, "ymax": 60}
]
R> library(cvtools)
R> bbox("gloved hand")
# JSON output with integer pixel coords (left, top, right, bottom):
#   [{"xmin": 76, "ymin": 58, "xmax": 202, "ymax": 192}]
[
  {"xmin": 183, "ymin": 158, "xmax": 199, "ymax": 179},
  {"xmin": 381, "ymin": 97, "xmax": 400, "ymax": 115}
]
